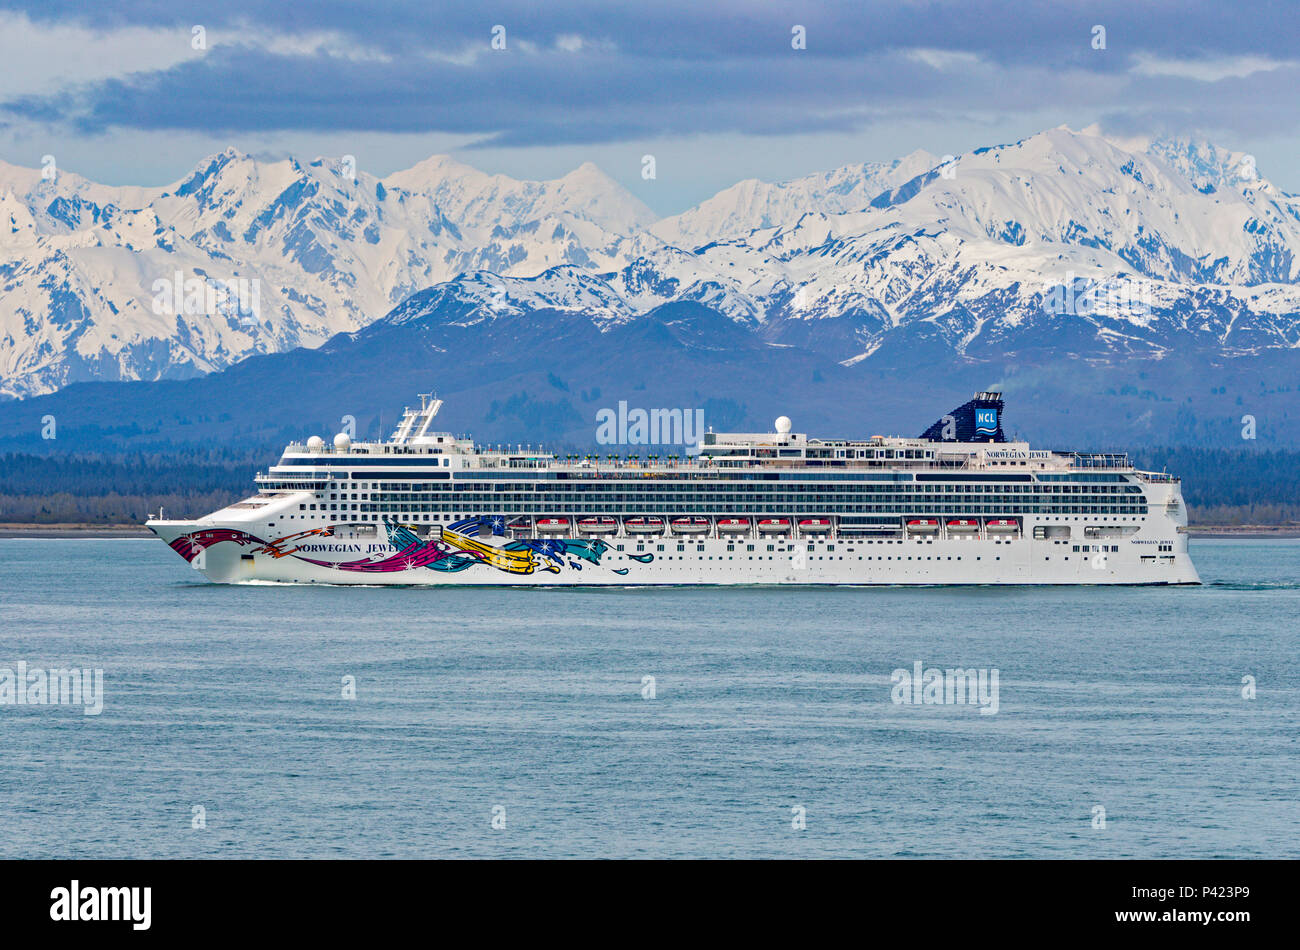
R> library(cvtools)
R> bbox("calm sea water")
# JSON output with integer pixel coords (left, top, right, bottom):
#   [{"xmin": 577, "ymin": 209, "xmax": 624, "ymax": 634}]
[{"xmin": 0, "ymin": 537, "xmax": 1296, "ymax": 859}]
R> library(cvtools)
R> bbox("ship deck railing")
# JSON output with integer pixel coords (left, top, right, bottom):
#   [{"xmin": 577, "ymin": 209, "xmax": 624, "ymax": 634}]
[
  {"xmin": 1135, "ymin": 470, "xmax": 1180, "ymax": 483},
  {"xmin": 1064, "ymin": 453, "xmax": 1132, "ymax": 469},
  {"xmin": 477, "ymin": 457, "xmax": 976, "ymax": 472},
  {"xmin": 257, "ymin": 455, "xmax": 1141, "ymax": 477}
]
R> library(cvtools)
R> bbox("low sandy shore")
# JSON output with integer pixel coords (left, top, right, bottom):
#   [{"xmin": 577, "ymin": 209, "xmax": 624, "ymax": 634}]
[
  {"xmin": 1188, "ymin": 526, "xmax": 1300, "ymax": 539},
  {"xmin": 0, "ymin": 524, "xmax": 154, "ymax": 538}
]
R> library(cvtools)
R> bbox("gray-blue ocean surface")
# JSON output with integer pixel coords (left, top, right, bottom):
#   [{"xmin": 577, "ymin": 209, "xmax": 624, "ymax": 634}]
[{"xmin": 0, "ymin": 538, "xmax": 1295, "ymax": 859}]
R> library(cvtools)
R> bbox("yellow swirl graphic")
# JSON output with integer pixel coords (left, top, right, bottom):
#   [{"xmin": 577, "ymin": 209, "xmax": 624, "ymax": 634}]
[{"xmin": 441, "ymin": 528, "xmax": 543, "ymax": 574}]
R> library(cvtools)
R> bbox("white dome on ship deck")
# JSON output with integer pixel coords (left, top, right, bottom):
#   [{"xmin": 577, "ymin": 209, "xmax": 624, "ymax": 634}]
[
  {"xmin": 306, "ymin": 435, "xmax": 325, "ymax": 452},
  {"xmin": 775, "ymin": 416, "xmax": 792, "ymax": 435},
  {"xmin": 333, "ymin": 432, "xmax": 352, "ymax": 452}
]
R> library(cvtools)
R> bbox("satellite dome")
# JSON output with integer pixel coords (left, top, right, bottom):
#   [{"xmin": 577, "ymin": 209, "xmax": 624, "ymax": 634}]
[
  {"xmin": 306, "ymin": 435, "xmax": 325, "ymax": 452},
  {"xmin": 775, "ymin": 416, "xmax": 792, "ymax": 434},
  {"xmin": 333, "ymin": 432, "xmax": 352, "ymax": 452}
]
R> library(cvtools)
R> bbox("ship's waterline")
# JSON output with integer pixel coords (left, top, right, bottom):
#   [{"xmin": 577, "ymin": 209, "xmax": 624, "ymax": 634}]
[{"xmin": 147, "ymin": 390, "xmax": 1200, "ymax": 586}]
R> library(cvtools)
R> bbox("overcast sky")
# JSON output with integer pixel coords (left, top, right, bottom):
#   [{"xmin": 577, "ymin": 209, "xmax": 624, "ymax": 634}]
[{"xmin": 1, "ymin": 0, "xmax": 1297, "ymax": 214}]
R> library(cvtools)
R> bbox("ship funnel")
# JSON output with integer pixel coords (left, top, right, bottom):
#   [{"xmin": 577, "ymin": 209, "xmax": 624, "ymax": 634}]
[{"xmin": 919, "ymin": 392, "xmax": 1006, "ymax": 443}]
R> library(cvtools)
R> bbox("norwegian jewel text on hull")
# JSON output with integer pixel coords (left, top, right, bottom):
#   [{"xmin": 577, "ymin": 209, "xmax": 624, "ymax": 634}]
[{"xmin": 147, "ymin": 392, "xmax": 1200, "ymax": 586}]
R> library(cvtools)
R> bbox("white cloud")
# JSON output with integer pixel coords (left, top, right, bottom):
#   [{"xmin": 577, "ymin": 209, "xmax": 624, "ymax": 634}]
[
  {"xmin": 0, "ymin": 12, "xmax": 196, "ymax": 98},
  {"xmin": 256, "ymin": 28, "xmax": 394, "ymax": 63},
  {"xmin": 0, "ymin": 11, "xmax": 396, "ymax": 102},
  {"xmin": 905, "ymin": 48, "xmax": 985, "ymax": 71},
  {"xmin": 1131, "ymin": 53, "xmax": 1297, "ymax": 82}
]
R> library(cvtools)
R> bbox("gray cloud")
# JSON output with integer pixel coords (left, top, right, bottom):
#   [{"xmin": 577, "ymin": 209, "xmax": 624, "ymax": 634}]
[
  {"xmin": 0, "ymin": 0, "xmax": 1297, "ymax": 195},
  {"xmin": 4, "ymin": 0, "xmax": 1297, "ymax": 62}
]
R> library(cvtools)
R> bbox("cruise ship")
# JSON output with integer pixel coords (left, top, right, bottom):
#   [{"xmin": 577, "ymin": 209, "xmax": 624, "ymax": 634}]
[{"xmin": 146, "ymin": 392, "xmax": 1200, "ymax": 586}]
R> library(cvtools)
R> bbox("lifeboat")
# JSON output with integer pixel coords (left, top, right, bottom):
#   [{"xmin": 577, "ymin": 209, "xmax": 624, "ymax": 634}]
[
  {"xmin": 535, "ymin": 517, "xmax": 570, "ymax": 534},
  {"xmin": 799, "ymin": 518, "xmax": 831, "ymax": 534},
  {"xmin": 716, "ymin": 518, "xmax": 751, "ymax": 535},
  {"xmin": 670, "ymin": 517, "xmax": 710, "ymax": 535},
  {"xmin": 985, "ymin": 518, "xmax": 1020, "ymax": 534},
  {"xmin": 947, "ymin": 518, "xmax": 980, "ymax": 533},
  {"xmin": 577, "ymin": 516, "xmax": 618, "ymax": 534},
  {"xmin": 758, "ymin": 518, "xmax": 791, "ymax": 534},
  {"xmin": 623, "ymin": 516, "xmax": 665, "ymax": 534},
  {"xmin": 506, "ymin": 517, "xmax": 531, "ymax": 533},
  {"xmin": 906, "ymin": 518, "xmax": 940, "ymax": 534}
]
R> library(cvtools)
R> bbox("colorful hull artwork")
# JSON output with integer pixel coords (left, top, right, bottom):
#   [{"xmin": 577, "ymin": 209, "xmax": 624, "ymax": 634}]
[{"xmin": 167, "ymin": 519, "xmax": 654, "ymax": 579}]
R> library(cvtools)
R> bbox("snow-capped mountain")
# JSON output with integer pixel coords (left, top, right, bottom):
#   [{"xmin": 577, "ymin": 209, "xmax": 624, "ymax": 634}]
[
  {"xmin": 608, "ymin": 126, "xmax": 1300, "ymax": 362},
  {"xmin": 0, "ymin": 150, "xmax": 655, "ymax": 397},
  {"xmin": 648, "ymin": 149, "xmax": 937, "ymax": 248},
  {"xmin": 2, "ymin": 125, "xmax": 1300, "ymax": 402},
  {"xmin": 377, "ymin": 266, "xmax": 634, "ymax": 328}
]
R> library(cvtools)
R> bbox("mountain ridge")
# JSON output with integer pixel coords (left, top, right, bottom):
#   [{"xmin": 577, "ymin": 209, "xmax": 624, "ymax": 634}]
[{"xmin": 2, "ymin": 125, "xmax": 1299, "ymax": 407}]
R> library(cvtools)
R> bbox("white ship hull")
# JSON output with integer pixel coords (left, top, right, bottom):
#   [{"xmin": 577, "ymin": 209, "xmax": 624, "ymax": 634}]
[{"xmin": 146, "ymin": 515, "xmax": 1199, "ymax": 587}]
